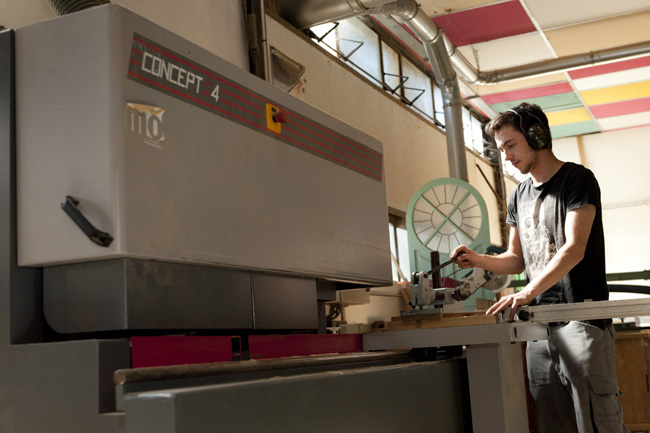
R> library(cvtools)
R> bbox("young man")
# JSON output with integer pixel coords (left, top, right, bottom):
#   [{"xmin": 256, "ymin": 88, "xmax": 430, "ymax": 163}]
[{"xmin": 451, "ymin": 103, "xmax": 628, "ymax": 433}]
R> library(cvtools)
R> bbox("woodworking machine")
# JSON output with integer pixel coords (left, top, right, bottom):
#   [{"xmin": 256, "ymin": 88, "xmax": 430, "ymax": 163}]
[
  {"xmin": 407, "ymin": 263, "xmax": 510, "ymax": 316},
  {"xmin": 406, "ymin": 177, "xmax": 498, "ymax": 311},
  {"xmin": 15, "ymin": 4, "xmax": 392, "ymax": 334},
  {"xmin": 0, "ymin": 4, "xmax": 424, "ymax": 433}
]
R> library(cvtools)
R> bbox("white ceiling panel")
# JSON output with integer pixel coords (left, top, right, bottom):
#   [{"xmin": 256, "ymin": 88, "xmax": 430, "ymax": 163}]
[
  {"xmin": 418, "ymin": 0, "xmax": 503, "ymax": 16},
  {"xmin": 525, "ymin": 0, "xmax": 650, "ymax": 30},
  {"xmin": 598, "ymin": 112, "xmax": 650, "ymax": 131},
  {"xmin": 457, "ymin": 32, "xmax": 554, "ymax": 70},
  {"xmin": 572, "ymin": 66, "xmax": 650, "ymax": 91}
]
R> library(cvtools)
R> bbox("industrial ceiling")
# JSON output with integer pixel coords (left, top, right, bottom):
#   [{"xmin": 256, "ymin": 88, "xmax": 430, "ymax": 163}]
[{"xmin": 380, "ymin": 0, "xmax": 650, "ymax": 139}]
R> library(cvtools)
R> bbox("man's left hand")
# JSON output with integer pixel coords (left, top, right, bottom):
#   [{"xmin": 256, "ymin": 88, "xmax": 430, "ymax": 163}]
[{"xmin": 486, "ymin": 288, "xmax": 537, "ymax": 320}]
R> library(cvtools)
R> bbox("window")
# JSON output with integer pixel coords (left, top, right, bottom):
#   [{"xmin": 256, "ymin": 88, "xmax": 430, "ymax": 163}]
[
  {"xmin": 381, "ymin": 41, "xmax": 402, "ymax": 101},
  {"xmin": 401, "ymin": 58, "xmax": 433, "ymax": 121},
  {"xmin": 309, "ymin": 17, "xmax": 492, "ymax": 160},
  {"xmin": 389, "ymin": 217, "xmax": 411, "ymax": 282},
  {"xmin": 311, "ymin": 18, "xmax": 440, "ymax": 127},
  {"xmin": 462, "ymin": 106, "xmax": 484, "ymax": 153},
  {"xmin": 433, "ymin": 86, "xmax": 445, "ymax": 128},
  {"xmin": 311, "ymin": 20, "xmax": 382, "ymax": 86}
]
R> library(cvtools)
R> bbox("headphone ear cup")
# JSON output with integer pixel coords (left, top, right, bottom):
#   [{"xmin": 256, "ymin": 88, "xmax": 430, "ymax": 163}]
[{"xmin": 527, "ymin": 123, "xmax": 552, "ymax": 150}]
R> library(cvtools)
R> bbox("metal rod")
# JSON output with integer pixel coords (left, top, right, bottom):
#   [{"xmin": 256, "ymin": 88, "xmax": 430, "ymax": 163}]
[
  {"xmin": 606, "ymin": 270, "xmax": 650, "ymax": 281},
  {"xmin": 428, "ymin": 251, "xmax": 463, "ymax": 274},
  {"xmin": 476, "ymin": 164, "xmax": 507, "ymax": 214},
  {"xmin": 522, "ymin": 298, "xmax": 650, "ymax": 323}
]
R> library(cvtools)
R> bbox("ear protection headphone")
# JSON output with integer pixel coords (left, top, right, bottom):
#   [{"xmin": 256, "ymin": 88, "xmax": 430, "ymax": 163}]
[{"xmin": 506, "ymin": 106, "xmax": 552, "ymax": 150}]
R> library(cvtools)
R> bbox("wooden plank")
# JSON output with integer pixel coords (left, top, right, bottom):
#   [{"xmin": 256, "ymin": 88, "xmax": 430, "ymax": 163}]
[
  {"xmin": 386, "ymin": 320, "xmax": 420, "ymax": 331},
  {"xmin": 397, "ymin": 310, "xmax": 489, "ymax": 322},
  {"xmin": 386, "ymin": 311, "xmax": 498, "ymax": 331},
  {"xmin": 418, "ymin": 314, "xmax": 498, "ymax": 329}
]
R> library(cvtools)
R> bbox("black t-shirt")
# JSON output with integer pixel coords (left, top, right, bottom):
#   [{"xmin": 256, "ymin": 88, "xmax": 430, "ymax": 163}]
[{"xmin": 506, "ymin": 162, "xmax": 608, "ymax": 306}]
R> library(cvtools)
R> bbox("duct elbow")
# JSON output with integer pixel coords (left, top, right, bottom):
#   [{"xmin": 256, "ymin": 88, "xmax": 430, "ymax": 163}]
[
  {"xmin": 49, "ymin": 0, "xmax": 110, "ymax": 16},
  {"xmin": 367, "ymin": 0, "xmax": 420, "ymax": 21}
]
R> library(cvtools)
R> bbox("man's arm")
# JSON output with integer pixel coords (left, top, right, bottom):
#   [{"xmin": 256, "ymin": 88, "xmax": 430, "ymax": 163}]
[
  {"xmin": 486, "ymin": 204, "xmax": 597, "ymax": 319},
  {"xmin": 452, "ymin": 225, "xmax": 525, "ymax": 275}
]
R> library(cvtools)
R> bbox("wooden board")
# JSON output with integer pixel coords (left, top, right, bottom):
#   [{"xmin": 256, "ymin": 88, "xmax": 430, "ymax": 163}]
[{"xmin": 386, "ymin": 311, "xmax": 498, "ymax": 331}]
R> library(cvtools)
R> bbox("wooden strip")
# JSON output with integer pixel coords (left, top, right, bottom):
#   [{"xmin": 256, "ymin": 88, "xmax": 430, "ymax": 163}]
[
  {"xmin": 387, "ymin": 311, "xmax": 498, "ymax": 331},
  {"xmin": 418, "ymin": 314, "xmax": 497, "ymax": 329}
]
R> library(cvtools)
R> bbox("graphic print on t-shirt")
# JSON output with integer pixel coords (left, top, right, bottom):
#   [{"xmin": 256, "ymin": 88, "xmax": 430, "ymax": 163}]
[{"xmin": 519, "ymin": 196, "xmax": 558, "ymax": 281}]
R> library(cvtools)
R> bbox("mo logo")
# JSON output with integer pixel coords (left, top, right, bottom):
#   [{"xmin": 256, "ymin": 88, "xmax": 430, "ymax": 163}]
[{"xmin": 125, "ymin": 103, "xmax": 166, "ymax": 148}]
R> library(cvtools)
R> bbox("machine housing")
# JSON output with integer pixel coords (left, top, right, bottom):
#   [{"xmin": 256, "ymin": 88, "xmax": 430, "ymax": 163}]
[{"xmin": 15, "ymin": 5, "xmax": 392, "ymax": 332}]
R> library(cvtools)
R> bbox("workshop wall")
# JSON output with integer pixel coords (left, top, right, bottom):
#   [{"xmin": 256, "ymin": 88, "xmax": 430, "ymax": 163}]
[
  {"xmin": 265, "ymin": 16, "xmax": 508, "ymax": 249},
  {"xmin": 0, "ymin": 1, "xmax": 250, "ymax": 69},
  {"xmin": 554, "ymin": 126, "xmax": 650, "ymax": 279},
  {"xmin": 265, "ymin": 16, "xmax": 452, "ymax": 212}
]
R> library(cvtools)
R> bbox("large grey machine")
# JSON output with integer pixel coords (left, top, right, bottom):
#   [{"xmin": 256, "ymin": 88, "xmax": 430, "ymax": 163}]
[
  {"xmin": 0, "ymin": 4, "xmax": 468, "ymax": 433},
  {"xmin": 15, "ymin": 4, "xmax": 392, "ymax": 334}
]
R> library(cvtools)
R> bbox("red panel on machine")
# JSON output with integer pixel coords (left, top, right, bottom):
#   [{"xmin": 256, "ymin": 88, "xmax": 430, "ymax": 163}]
[
  {"xmin": 249, "ymin": 334, "xmax": 362, "ymax": 360},
  {"xmin": 131, "ymin": 336, "xmax": 235, "ymax": 368}
]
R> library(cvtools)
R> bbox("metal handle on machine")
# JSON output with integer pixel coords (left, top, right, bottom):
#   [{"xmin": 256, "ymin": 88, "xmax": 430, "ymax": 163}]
[
  {"xmin": 428, "ymin": 251, "xmax": 464, "ymax": 275},
  {"xmin": 61, "ymin": 196, "xmax": 114, "ymax": 247}
]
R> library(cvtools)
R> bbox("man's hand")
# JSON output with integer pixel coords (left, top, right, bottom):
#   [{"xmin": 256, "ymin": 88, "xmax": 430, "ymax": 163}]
[
  {"xmin": 450, "ymin": 245, "xmax": 481, "ymax": 269},
  {"xmin": 486, "ymin": 288, "xmax": 536, "ymax": 320}
]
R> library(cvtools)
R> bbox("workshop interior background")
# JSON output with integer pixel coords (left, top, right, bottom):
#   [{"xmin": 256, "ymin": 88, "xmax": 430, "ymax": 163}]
[{"xmin": 3, "ymin": 0, "xmax": 650, "ymax": 325}]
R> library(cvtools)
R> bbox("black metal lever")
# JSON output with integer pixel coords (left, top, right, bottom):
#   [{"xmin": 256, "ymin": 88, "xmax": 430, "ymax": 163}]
[
  {"xmin": 61, "ymin": 196, "xmax": 113, "ymax": 247},
  {"xmin": 428, "ymin": 251, "xmax": 464, "ymax": 275}
]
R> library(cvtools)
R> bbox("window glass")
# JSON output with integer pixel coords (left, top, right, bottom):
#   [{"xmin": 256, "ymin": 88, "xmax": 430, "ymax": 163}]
[
  {"xmin": 310, "ymin": 23, "xmax": 338, "ymax": 56},
  {"xmin": 310, "ymin": 19, "xmax": 503, "ymax": 175},
  {"xmin": 380, "ymin": 41, "xmax": 402, "ymax": 100},
  {"xmin": 433, "ymin": 86, "xmax": 445, "ymax": 128},
  {"xmin": 336, "ymin": 19, "xmax": 382, "ymax": 84},
  {"xmin": 471, "ymin": 116, "xmax": 483, "ymax": 153},
  {"xmin": 401, "ymin": 59, "xmax": 433, "ymax": 121},
  {"xmin": 396, "ymin": 225, "xmax": 411, "ymax": 280},
  {"xmin": 389, "ymin": 222, "xmax": 411, "ymax": 282},
  {"xmin": 462, "ymin": 107, "xmax": 472, "ymax": 150}
]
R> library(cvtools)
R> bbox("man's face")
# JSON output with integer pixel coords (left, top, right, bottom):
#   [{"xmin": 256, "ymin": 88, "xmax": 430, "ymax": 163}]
[{"xmin": 495, "ymin": 125, "xmax": 538, "ymax": 175}]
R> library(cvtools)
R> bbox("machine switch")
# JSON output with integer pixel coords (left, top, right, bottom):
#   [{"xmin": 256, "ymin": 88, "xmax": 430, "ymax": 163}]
[
  {"xmin": 273, "ymin": 109, "xmax": 289, "ymax": 124},
  {"xmin": 266, "ymin": 103, "xmax": 288, "ymax": 133}
]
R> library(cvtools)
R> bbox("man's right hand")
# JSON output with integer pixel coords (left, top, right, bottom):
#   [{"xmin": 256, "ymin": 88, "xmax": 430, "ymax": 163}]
[{"xmin": 450, "ymin": 245, "xmax": 481, "ymax": 269}]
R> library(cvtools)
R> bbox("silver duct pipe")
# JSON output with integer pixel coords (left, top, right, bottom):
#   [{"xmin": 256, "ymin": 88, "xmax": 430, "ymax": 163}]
[
  {"xmin": 49, "ymin": 0, "xmax": 110, "ymax": 16},
  {"xmin": 447, "ymin": 39, "xmax": 650, "ymax": 84},
  {"xmin": 275, "ymin": 0, "xmax": 366, "ymax": 29},
  {"xmin": 276, "ymin": 0, "xmax": 469, "ymax": 180},
  {"xmin": 370, "ymin": 3, "xmax": 467, "ymax": 181}
]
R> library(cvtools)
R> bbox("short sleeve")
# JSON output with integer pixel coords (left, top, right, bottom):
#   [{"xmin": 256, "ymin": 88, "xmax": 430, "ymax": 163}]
[
  {"xmin": 506, "ymin": 188, "xmax": 519, "ymax": 227},
  {"xmin": 564, "ymin": 166, "xmax": 600, "ymax": 212}
]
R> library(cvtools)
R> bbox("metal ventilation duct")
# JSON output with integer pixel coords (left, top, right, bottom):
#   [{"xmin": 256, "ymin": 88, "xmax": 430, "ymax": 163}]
[
  {"xmin": 445, "ymin": 38, "xmax": 650, "ymax": 85},
  {"xmin": 49, "ymin": 0, "xmax": 110, "ymax": 16}
]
